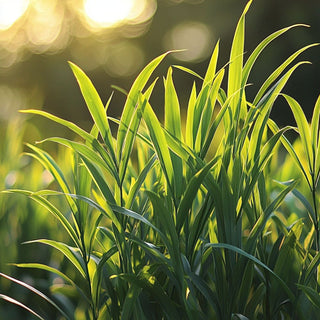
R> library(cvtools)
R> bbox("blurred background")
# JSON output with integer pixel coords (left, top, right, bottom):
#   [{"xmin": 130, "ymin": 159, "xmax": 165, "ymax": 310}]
[{"xmin": 0, "ymin": 0, "xmax": 319, "ymax": 131}]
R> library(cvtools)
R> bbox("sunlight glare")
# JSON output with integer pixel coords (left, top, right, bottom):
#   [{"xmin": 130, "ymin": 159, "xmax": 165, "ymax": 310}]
[
  {"xmin": 84, "ymin": 0, "xmax": 135, "ymax": 28},
  {"xmin": 0, "ymin": 0, "xmax": 29, "ymax": 30}
]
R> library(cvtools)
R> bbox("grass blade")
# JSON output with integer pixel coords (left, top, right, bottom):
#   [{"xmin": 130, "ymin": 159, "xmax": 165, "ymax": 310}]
[
  {"xmin": 282, "ymin": 94, "xmax": 313, "ymax": 171},
  {"xmin": 242, "ymin": 25, "xmax": 311, "ymax": 87},
  {"xmin": 227, "ymin": 0, "xmax": 252, "ymax": 118},
  {"xmin": 69, "ymin": 62, "xmax": 116, "ymax": 165},
  {"xmin": 117, "ymin": 52, "xmax": 171, "ymax": 162},
  {"xmin": 0, "ymin": 272, "xmax": 71, "ymax": 319},
  {"xmin": 253, "ymin": 44, "xmax": 317, "ymax": 105},
  {"xmin": 23, "ymin": 239, "xmax": 87, "ymax": 278},
  {"xmin": 176, "ymin": 156, "xmax": 219, "ymax": 234},
  {"xmin": 0, "ymin": 294, "xmax": 45, "ymax": 320},
  {"xmin": 119, "ymin": 79, "xmax": 158, "ymax": 186},
  {"xmin": 141, "ymin": 94, "xmax": 175, "ymax": 196},
  {"xmin": 14, "ymin": 263, "xmax": 89, "ymax": 303},
  {"xmin": 3, "ymin": 188, "xmax": 80, "ymax": 245},
  {"xmin": 297, "ymin": 284, "xmax": 320, "ymax": 310},
  {"xmin": 204, "ymin": 243, "xmax": 295, "ymax": 302},
  {"xmin": 164, "ymin": 67, "xmax": 183, "ymax": 198},
  {"xmin": 202, "ymin": 40, "xmax": 220, "ymax": 89}
]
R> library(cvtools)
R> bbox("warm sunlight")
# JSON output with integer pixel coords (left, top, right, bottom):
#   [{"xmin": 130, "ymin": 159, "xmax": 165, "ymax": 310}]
[
  {"xmin": 0, "ymin": 0, "xmax": 29, "ymax": 30},
  {"xmin": 83, "ymin": 0, "xmax": 137, "ymax": 28}
]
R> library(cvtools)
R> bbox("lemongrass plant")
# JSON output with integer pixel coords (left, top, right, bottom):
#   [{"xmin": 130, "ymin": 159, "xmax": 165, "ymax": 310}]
[{"xmin": 1, "ymin": 1, "xmax": 320, "ymax": 319}]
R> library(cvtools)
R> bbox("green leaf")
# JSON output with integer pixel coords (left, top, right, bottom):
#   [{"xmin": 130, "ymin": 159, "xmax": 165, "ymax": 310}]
[
  {"xmin": 198, "ymin": 69, "xmax": 225, "ymax": 158},
  {"xmin": 141, "ymin": 94, "xmax": 175, "ymax": 195},
  {"xmin": 0, "ymin": 294, "xmax": 45, "ymax": 320},
  {"xmin": 119, "ymin": 79, "xmax": 158, "ymax": 185},
  {"xmin": 126, "ymin": 154, "xmax": 157, "ymax": 209},
  {"xmin": 283, "ymin": 94, "xmax": 313, "ymax": 171},
  {"xmin": 268, "ymin": 119, "xmax": 311, "ymax": 187},
  {"xmin": 187, "ymin": 195, "xmax": 215, "ymax": 260},
  {"xmin": 20, "ymin": 109, "xmax": 95, "ymax": 142},
  {"xmin": 196, "ymin": 70, "xmax": 224, "ymax": 154},
  {"xmin": 147, "ymin": 191, "xmax": 183, "ymax": 280},
  {"xmin": 192, "ymin": 85, "xmax": 212, "ymax": 152},
  {"xmin": 297, "ymin": 285, "xmax": 320, "ymax": 310},
  {"xmin": 117, "ymin": 52, "xmax": 171, "ymax": 162},
  {"xmin": 253, "ymin": 44, "xmax": 318, "ymax": 105},
  {"xmin": 42, "ymin": 137, "xmax": 119, "ymax": 186},
  {"xmin": 164, "ymin": 67, "xmax": 183, "ymax": 199},
  {"xmin": 44, "ymin": 190, "xmax": 164, "ymax": 239},
  {"xmin": 188, "ymin": 272, "xmax": 219, "ymax": 316},
  {"xmin": 127, "ymin": 233, "xmax": 169, "ymax": 266},
  {"xmin": 227, "ymin": 0, "xmax": 252, "ymax": 118},
  {"xmin": 302, "ymin": 251, "xmax": 320, "ymax": 286},
  {"xmin": 91, "ymin": 246, "xmax": 118, "ymax": 312},
  {"xmin": 81, "ymin": 156, "xmax": 116, "ymax": 205},
  {"xmin": 0, "ymin": 272, "xmax": 71, "ymax": 319},
  {"xmin": 186, "ymin": 82, "xmax": 197, "ymax": 148},
  {"xmin": 176, "ymin": 156, "xmax": 219, "ymax": 234},
  {"xmin": 202, "ymin": 40, "xmax": 220, "ymax": 89},
  {"xmin": 2, "ymin": 189, "xmax": 80, "ymax": 247},
  {"xmin": 240, "ymin": 127, "xmax": 290, "ymax": 219},
  {"xmin": 117, "ymin": 273, "xmax": 181, "ymax": 319},
  {"xmin": 14, "ymin": 263, "xmax": 89, "ymax": 303},
  {"xmin": 242, "ymin": 25, "xmax": 312, "ymax": 88},
  {"xmin": 276, "ymin": 180, "xmax": 316, "ymax": 226},
  {"xmin": 311, "ymin": 95, "xmax": 320, "ymax": 179},
  {"xmin": 26, "ymin": 143, "xmax": 71, "ymax": 194},
  {"xmin": 172, "ymin": 65, "xmax": 203, "ymax": 81},
  {"xmin": 23, "ymin": 239, "xmax": 87, "ymax": 279},
  {"xmin": 69, "ymin": 62, "xmax": 116, "ymax": 165},
  {"xmin": 204, "ymin": 243, "xmax": 295, "ymax": 302},
  {"xmin": 121, "ymin": 283, "xmax": 143, "ymax": 320},
  {"xmin": 164, "ymin": 67, "xmax": 182, "ymax": 141},
  {"xmin": 248, "ymin": 62, "xmax": 309, "ymax": 164},
  {"xmin": 247, "ymin": 180, "xmax": 299, "ymax": 253},
  {"xmin": 24, "ymin": 144, "xmax": 80, "ymax": 220}
]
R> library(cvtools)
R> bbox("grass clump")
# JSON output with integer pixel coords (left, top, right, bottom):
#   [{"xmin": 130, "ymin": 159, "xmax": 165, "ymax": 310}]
[{"xmin": 1, "ymin": 1, "xmax": 320, "ymax": 319}]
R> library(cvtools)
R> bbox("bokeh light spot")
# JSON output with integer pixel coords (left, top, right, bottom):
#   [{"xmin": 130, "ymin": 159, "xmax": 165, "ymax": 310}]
[
  {"xmin": 164, "ymin": 21, "xmax": 213, "ymax": 62},
  {"xmin": 84, "ymin": 0, "xmax": 134, "ymax": 28},
  {"xmin": 82, "ymin": 0, "xmax": 155, "ymax": 30},
  {"xmin": 26, "ymin": 0, "xmax": 65, "ymax": 52},
  {"xmin": 0, "ymin": 0, "xmax": 29, "ymax": 30},
  {"xmin": 104, "ymin": 42, "xmax": 144, "ymax": 77}
]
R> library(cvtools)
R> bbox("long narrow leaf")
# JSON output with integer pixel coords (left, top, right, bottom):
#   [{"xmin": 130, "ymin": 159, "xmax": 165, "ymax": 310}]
[
  {"xmin": 13, "ymin": 263, "xmax": 89, "ymax": 303},
  {"xmin": 0, "ymin": 273, "xmax": 71, "ymax": 319},
  {"xmin": 283, "ymin": 94, "xmax": 313, "ymax": 171},
  {"xmin": 23, "ymin": 239, "xmax": 87, "ymax": 279},
  {"xmin": 0, "ymin": 294, "xmax": 45, "ymax": 320},
  {"xmin": 242, "ymin": 25, "xmax": 311, "ymax": 87},
  {"xmin": 117, "ymin": 52, "xmax": 171, "ymax": 162},
  {"xmin": 253, "ymin": 44, "xmax": 317, "ymax": 105},
  {"xmin": 69, "ymin": 62, "xmax": 116, "ymax": 165},
  {"xmin": 141, "ymin": 94, "xmax": 175, "ymax": 195},
  {"xmin": 204, "ymin": 243, "xmax": 295, "ymax": 302}
]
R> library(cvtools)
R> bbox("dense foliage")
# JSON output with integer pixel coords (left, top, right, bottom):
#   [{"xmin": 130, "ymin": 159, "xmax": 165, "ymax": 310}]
[{"xmin": 1, "ymin": 1, "xmax": 320, "ymax": 319}]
